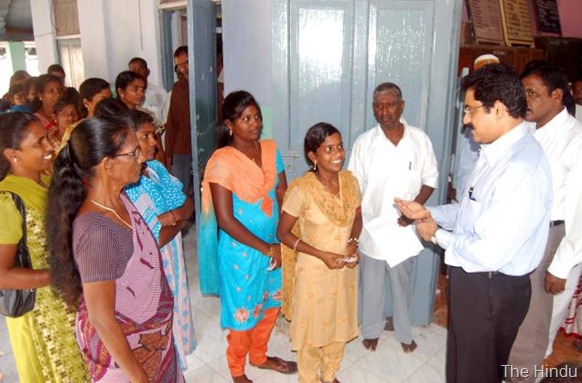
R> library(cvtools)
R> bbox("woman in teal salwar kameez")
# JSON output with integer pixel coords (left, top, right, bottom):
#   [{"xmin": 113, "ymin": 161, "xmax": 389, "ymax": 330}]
[{"xmin": 200, "ymin": 91, "xmax": 297, "ymax": 383}]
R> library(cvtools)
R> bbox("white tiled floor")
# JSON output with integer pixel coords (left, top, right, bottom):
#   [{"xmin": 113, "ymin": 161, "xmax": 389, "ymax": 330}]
[{"xmin": 0, "ymin": 224, "xmax": 447, "ymax": 383}]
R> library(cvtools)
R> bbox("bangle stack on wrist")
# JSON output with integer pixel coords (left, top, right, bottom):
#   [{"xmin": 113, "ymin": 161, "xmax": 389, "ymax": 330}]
[{"xmin": 347, "ymin": 237, "xmax": 359, "ymax": 246}]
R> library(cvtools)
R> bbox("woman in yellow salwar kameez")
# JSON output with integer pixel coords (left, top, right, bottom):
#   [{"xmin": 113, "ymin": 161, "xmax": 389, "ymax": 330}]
[
  {"xmin": 0, "ymin": 112, "xmax": 88, "ymax": 383},
  {"xmin": 278, "ymin": 122, "xmax": 362, "ymax": 383}
]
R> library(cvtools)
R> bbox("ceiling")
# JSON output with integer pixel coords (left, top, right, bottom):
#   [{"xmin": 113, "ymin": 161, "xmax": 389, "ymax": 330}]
[{"xmin": 0, "ymin": 0, "xmax": 34, "ymax": 41}]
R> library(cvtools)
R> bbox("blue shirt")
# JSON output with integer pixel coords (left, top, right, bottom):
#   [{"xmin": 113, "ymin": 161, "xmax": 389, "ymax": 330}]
[{"xmin": 430, "ymin": 123, "xmax": 552, "ymax": 276}]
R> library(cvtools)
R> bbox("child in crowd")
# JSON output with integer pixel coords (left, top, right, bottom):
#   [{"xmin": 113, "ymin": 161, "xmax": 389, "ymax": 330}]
[
  {"xmin": 6, "ymin": 84, "xmax": 30, "ymax": 113},
  {"xmin": 49, "ymin": 99, "xmax": 80, "ymax": 151}
]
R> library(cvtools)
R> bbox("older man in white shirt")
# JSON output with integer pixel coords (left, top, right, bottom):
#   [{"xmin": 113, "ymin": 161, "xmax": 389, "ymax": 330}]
[
  {"xmin": 506, "ymin": 65, "xmax": 582, "ymax": 383},
  {"xmin": 348, "ymin": 82, "xmax": 438, "ymax": 353}
]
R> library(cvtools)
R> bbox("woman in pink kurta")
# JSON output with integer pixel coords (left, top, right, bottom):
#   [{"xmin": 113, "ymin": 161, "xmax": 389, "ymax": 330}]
[
  {"xmin": 73, "ymin": 194, "xmax": 178, "ymax": 381},
  {"xmin": 47, "ymin": 117, "xmax": 182, "ymax": 382}
]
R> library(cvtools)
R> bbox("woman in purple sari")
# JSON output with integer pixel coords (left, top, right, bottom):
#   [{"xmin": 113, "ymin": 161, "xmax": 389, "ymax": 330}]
[{"xmin": 46, "ymin": 116, "xmax": 182, "ymax": 382}]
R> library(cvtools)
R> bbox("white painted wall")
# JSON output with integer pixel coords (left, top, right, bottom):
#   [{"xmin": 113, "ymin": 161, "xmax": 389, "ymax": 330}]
[
  {"xmin": 77, "ymin": 1, "xmax": 111, "ymax": 81},
  {"xmin": 78, "ymin": 0, "xmax": 164, "ymax": 88},
  {"xmin": 29, "ymin": 0, "xmax": 58, "ymax": 73},
  {"xmin": 32, "ymin": 0, "xmax": 165, "ymax": 89},
  {"xmin": 222, "ymin": 0, "xmax": 273, "ymax": 105}
]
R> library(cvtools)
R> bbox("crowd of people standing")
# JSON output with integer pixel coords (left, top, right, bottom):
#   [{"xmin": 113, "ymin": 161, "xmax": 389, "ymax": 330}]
[
  {"xmin": 0, "ymin": 53, "xmax": 194, "ymax": 382},
  {"xmin": 1, "ymin": 48, "xmax": 581, "ymax": 383}
]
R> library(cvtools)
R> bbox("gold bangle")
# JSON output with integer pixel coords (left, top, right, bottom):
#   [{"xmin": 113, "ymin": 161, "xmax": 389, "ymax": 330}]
[
  {"xmin": 173, "ymin": 220, "xmax": 185, "ymax": 230},
  {"xmin": 265, "ymin": 244, "xmax": 275, "ymax": 257},
  {"xmin": 170, "ymin": 210, "xmax": 177, "ymax": 225}
]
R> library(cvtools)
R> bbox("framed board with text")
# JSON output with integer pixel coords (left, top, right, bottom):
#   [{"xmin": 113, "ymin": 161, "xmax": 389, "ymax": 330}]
[
  {"xmin": 533, "ymin": 0, "xmax": 562, "ymax": 35},
  {"xmin": 466, "ymin": 0, "xmax": 504, "ymax": 45},
  {"xmin": 500, "ymin": 0, "xmax": 534, "ymax": 47}
]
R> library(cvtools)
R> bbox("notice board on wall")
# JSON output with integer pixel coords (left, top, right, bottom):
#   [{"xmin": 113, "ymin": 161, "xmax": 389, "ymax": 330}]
[
  {"xmin": 533, "ymin": 0, "xmax": 562, "ymax": 35},
  {"xmin": 466, "ymin": 0, "xmax": 504, "ymax": 45},
  {"xmin": 53, "ymin": 0, "xmax": 80, "ymax": 36},
  {"xmin": 500, "ymin": 0, "xmax": 534, "ymax": 47}
]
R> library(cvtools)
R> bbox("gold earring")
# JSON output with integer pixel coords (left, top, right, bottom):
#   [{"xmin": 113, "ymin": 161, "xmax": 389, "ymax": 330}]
[
  {"xmin": 229, "ymin": 129, "xmax": 233, "ymax": 136},
  {"xmin": 313, "ymin": 162, "xmax": 317, "ymax": 171}
]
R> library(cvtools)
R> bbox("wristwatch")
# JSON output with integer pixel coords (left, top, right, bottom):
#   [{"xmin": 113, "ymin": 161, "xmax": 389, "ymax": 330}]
[{"xmin": 430, "ymin": 231, "xmax": 438, "ymax": 245}]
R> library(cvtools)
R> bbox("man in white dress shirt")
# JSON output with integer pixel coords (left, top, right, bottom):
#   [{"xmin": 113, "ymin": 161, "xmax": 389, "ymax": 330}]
[
  {"xmin": 396, "ymin": 63, "xmax": 552, "ymax": 383},
  {"xmin": 506, "ymin": 65, "xmax": 582, "ymax": 382},
  {"xmin": 452, "ymin": 55, "xmax": 500, "ymax": 201},
  {"xmin": 348, "ymin": 82, "xmax": 438, "ymax": 353},
  {"xmin": 572, "ymin": 77, "xmax": 582, "ymax": 122},
  {"xmin": 128, "ymin": 57, "xmax": 169, "ymax": 122}
]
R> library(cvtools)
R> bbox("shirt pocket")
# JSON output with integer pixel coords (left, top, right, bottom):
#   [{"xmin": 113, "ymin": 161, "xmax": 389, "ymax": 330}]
[{"xmin": 407, "ymin": 169, "xmax": 422, "ymax": 197}]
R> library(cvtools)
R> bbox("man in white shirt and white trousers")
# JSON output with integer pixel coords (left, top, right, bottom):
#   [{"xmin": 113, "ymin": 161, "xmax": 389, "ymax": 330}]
[
  {"xmin": 506, "ymin": 65, "xmax": 582, "ymax": 382},
  {"xmin": 396, "ymin": 63, "xmax": 552, "ymax": 383},
  {"xmin": 348, "ymin": 82, "xmax": 438, "ymax": 353}
]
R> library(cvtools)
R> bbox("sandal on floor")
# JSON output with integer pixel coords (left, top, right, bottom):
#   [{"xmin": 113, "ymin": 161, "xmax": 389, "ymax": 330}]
[
  {"xmin": 401, "ymin": 340, "xmax": 418, "ymax": 353},
  {"xmin": 251, "ymin": 356, "xmax": 298, "ymax": 374},
  {"xmin": 232, "ymin": 374, "xmax": 253, "ymax": 383}
]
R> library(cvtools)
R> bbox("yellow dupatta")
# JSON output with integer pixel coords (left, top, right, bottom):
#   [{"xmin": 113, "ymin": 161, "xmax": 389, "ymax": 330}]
[{"xmin": 0, "ymin": 174, "xmax": 49, "ymax": 213}]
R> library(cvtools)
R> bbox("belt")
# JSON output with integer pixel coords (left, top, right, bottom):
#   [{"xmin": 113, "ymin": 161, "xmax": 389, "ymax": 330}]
[
  {"xmin": 550, "ymin": 220, "xmax": 565, "ymax": 227},
  {"xmin": 472, "ymin": 270, "xmax": 532, "ymax": 280},
  {"xmin": 474, "ymin": 271, "xmax": 502, "ymax": 279}
]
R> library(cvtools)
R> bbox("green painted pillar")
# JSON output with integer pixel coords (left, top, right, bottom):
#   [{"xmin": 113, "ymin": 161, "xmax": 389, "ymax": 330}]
[{"xmin": 7, "ymin": 42, "xmax": 26, "ymax": 72}]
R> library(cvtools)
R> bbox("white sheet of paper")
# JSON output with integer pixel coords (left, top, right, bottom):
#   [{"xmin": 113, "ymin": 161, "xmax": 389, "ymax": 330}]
[{"xmin": 365, "ymin": 215, "xmax": 424, "ymax": 268}]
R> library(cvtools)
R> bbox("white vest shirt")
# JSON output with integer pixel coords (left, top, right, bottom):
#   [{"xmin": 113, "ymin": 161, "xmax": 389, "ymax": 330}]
[
  {"xmin": 348, "ymin": 122, "xmax": 438, "ymax": 266},
  {"xmin": 142, "ymin": 82, "xmax": 169, "ymax": 122},
  {"xmin": 534, "ymin": 108, "xmax": 582, "ymax": 279}
]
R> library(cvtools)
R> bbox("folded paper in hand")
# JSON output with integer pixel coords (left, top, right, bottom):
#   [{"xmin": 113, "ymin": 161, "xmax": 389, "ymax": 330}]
[{"xmin": 365, "ymin": 215, "xmax": 423, "ymax": 268}]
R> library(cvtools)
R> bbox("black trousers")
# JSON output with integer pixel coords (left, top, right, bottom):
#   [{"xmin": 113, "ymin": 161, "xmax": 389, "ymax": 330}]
[{"xmin": 446, "ymin": 266, "xmax": 531, "ymax": 383}]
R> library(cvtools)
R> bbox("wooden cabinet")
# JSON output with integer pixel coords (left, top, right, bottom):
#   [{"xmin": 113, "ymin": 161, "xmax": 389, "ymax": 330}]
[
  {"xmin": 459, "ymin": 45, "xmax": 544, "ymax": 75},
  {"xmin": 535, "ymin": 37, "xmax": 582, "ymax": 80}
]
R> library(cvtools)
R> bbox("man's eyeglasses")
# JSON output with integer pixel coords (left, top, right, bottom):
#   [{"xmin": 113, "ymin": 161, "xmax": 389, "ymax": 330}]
[
  {"xmin": 463, "ymin": 104, "xmax": 484, "ymax": 115},
  {"xmin": 113, "ymin": 147, "xmax": 141, "ymax": 159}
]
